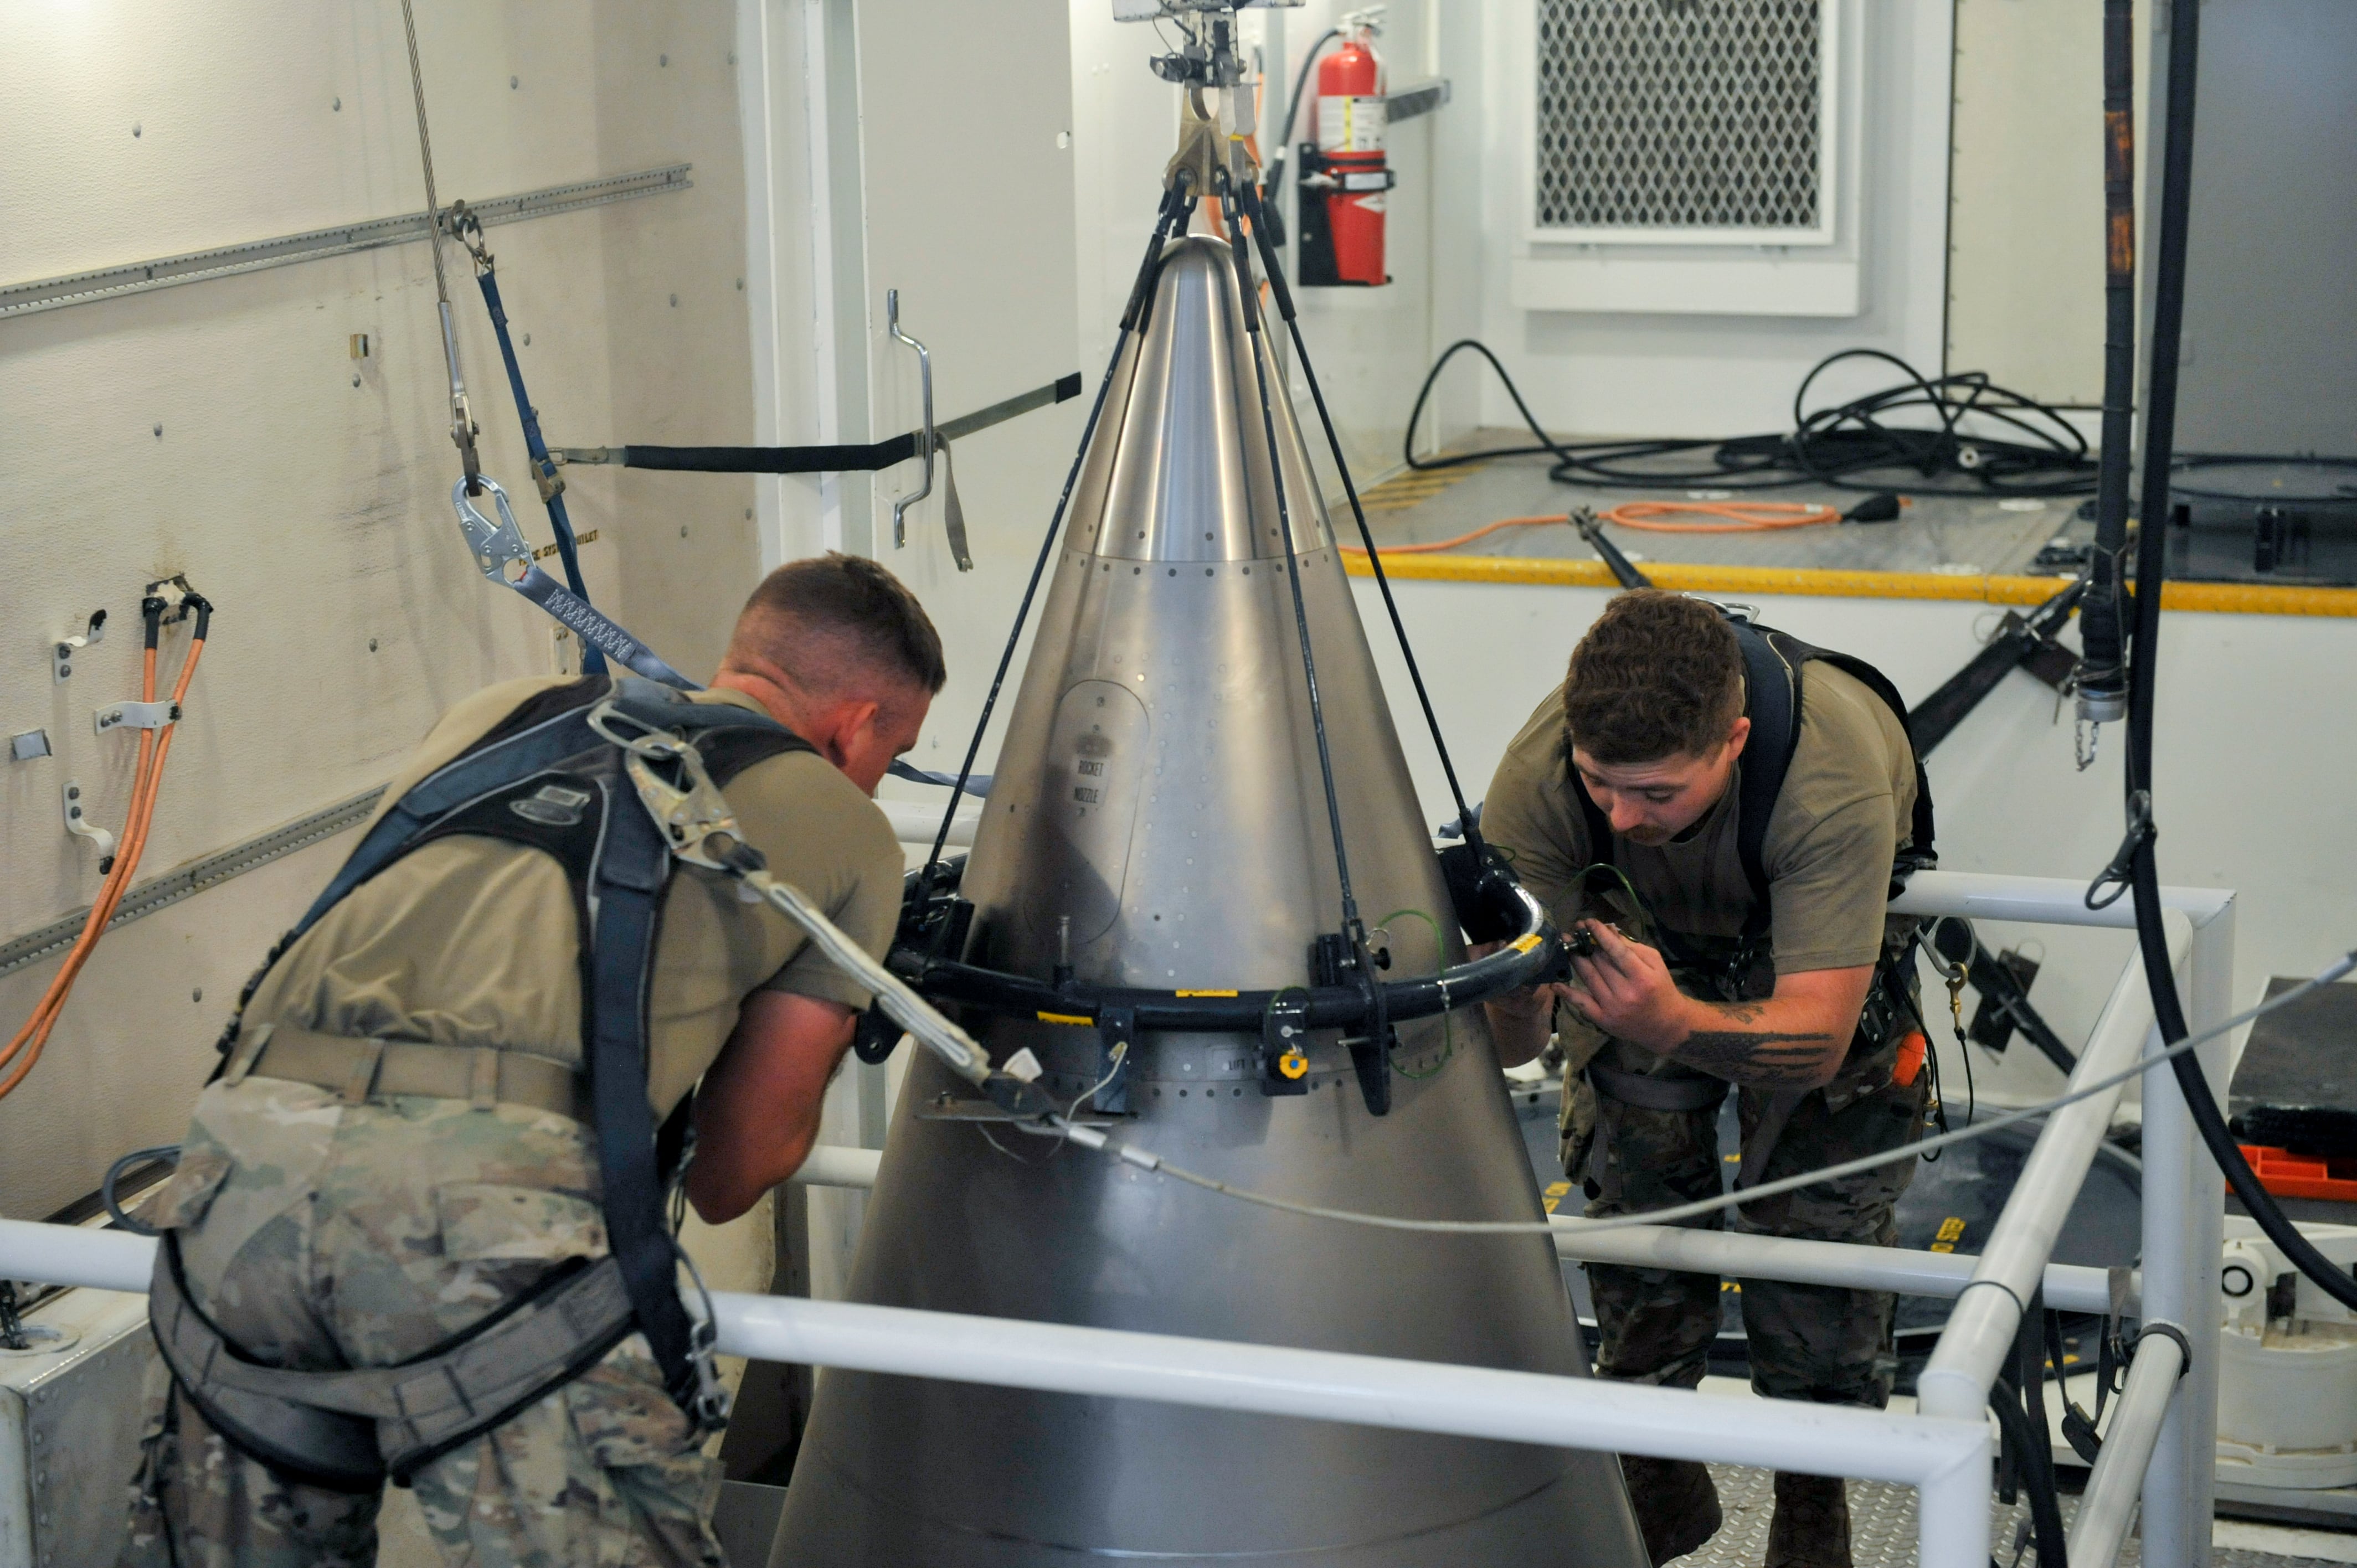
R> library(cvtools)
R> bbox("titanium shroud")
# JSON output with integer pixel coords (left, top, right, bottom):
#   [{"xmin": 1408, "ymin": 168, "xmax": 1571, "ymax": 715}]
[{"xmin": 768, "ymin": 236, "xmax": 1645, "ymax": 1566}]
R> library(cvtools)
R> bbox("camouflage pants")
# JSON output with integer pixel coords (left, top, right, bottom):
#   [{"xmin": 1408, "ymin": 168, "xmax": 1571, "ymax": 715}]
[
  {"xmin": 1576, "ymin": 1065, "xmax": 1928, "ymax": 1406},
  {"xmin": 119, "ymin": 1076, "xmax": 725, "ymax": 1568}
]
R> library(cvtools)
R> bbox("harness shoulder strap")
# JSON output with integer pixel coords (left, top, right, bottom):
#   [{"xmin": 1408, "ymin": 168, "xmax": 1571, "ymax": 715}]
[
  {"xmin": 1729, "ymin": 620, "xmax": 1805, "ymax": 926},
  {"xmin": 1731, "ymin": 621, "xmax": 1938, "ymax": 894}
]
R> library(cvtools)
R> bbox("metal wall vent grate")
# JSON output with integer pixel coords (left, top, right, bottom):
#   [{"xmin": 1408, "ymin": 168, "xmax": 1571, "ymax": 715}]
[{"xmin": 1534, "ymin": 0, "xmax": 1825, "ymax": 235}]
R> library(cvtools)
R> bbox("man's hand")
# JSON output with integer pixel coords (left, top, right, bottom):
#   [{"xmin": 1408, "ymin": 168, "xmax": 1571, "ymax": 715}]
[
  {"xmin": 1474, "ymin": 938, "xmax": 1565, "ymax": 1069},
  {"xmin": 685, "ymin": 991, "xmax": 858, "ymax": 1224},
  {"xmin": 1562, "ymin": 920, "xmax": 1870, "ymax": 1090},
  {"xmin": 1560, "ymin": 920, "xmax": 1689, "ymax": 1052}
]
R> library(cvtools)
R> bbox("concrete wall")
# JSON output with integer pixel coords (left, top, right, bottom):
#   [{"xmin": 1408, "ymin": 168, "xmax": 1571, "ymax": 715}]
[{"xmin": 0, "ymin": 3, "xmax": 766, "ymax": 1238}]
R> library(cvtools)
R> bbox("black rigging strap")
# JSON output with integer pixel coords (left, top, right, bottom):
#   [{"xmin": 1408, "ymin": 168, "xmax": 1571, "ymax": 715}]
[{"xmin": 549, "ymin": 374, "xmax": 1082, "ymax": 474}]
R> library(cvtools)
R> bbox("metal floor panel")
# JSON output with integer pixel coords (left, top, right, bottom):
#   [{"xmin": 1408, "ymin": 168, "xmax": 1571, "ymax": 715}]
[{"xmin": 1359, "ymin": 437, "xmax": 2080, "ymax": 578}]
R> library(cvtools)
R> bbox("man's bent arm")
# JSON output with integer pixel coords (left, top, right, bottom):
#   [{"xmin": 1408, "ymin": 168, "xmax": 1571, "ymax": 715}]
[
  {"xmin": 1563, "ymin": 921, "xmax": 1872, "ymax": 1090},
  {"xmin": 686, "ymin": 990, "xmax": 857, "ymax": 1224}
]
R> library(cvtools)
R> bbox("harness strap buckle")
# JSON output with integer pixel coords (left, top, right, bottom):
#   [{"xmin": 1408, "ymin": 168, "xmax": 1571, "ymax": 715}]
[
  {"xmin": 339, "ymin": 1039, "xmax": 386, "ymax": 1105},
  {"xmin": 222, "ymin": 1023, "xmax": 274, "ymax": 1088},
  {"xmin": 469, "ymin": 1048, "xmax": 500, "ymax": 1111}
]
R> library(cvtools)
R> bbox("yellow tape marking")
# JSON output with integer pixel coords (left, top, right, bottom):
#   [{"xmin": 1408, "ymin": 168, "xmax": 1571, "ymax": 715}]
[
  {"xmin": 1340, "ymin": 551, "xmax": 2357, "ymax": 618},
  {"xmin": 1175, "ymin": 989, "xmax": 1239, "ymax": 998},
  {"xmin": 1036, "ymin": 1011, "xmax": 1094, "ymax": 1027},
  {"xmin": 1511, "ymin": 933, "xmax": 1542, "ymax": 954}
]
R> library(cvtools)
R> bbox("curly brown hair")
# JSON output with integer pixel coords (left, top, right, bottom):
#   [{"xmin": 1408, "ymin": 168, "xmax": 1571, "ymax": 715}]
[{"xmin": 1561, "ymin": 591, "xmax": 1743, "ymax": 764}]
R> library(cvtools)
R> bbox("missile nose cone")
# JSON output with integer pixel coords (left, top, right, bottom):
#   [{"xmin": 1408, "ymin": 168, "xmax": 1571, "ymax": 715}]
[
  {"xmin": 1074, "ymin": 235, "xmax": 1330, "ymax": 565},
  {"xmin": 768, "ymin": 223, "xmax": 1648, "ymax": 1568}
]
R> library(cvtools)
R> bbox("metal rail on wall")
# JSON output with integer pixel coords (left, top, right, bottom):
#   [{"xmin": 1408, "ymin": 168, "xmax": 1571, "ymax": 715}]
[{"xmin": 0, "ymin": 166, "xmax": 693, "ymax": 319}]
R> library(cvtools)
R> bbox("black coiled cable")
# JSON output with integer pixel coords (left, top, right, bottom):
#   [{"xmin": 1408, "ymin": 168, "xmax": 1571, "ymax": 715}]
[{"xmin": 1402, "ymin": 341, "xmax": 2099, "ymax": 499}]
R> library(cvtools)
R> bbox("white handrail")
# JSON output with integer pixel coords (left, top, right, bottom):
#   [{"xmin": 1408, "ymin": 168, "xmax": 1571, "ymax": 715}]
[
  {"xmin": 1915, "ymin": 914, "xmax": 2188, "ymax": 1421},
  {"xmin": 0, "ymin": 1215, "xmax": 1991, "ymax": 1568}
]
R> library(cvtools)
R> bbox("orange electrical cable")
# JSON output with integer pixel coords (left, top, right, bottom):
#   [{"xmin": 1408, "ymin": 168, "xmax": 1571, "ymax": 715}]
[
  {"xmin": 1339, "ymin": 514, "xmax": 1577, "ymax": 557},
  {"xmin": 0, "ymin": 616, "xmax": 207, "ymax": 1101},
  {"xmin": 1596, "ymin": 500, "xmax": 1840, "ymax": 533},
  {"xmin": 1339, "ymin": 501, "xmax": 1848, "ymax": 563}
]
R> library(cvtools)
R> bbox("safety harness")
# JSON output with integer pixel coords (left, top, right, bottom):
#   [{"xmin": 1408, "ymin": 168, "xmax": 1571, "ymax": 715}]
[
  {"xmin": 153, "ymin": 676, "xmax": 810, "ymax": 1489},
  {"xmin": 1571, "ymin": 613, "xmax": 1937, "ymax": 1187}
]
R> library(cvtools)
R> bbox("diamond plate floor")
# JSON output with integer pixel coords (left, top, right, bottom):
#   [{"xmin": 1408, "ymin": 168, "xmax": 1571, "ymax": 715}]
[{"xmin": 1666, "ymin": 1467, "xmax": 2353, "ymax": 1568}]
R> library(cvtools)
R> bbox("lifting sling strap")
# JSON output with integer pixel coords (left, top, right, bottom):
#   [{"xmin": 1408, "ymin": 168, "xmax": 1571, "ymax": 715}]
[{"xmin": 164, "ymin": 676, "xmax": 811, "ymax": 1486}]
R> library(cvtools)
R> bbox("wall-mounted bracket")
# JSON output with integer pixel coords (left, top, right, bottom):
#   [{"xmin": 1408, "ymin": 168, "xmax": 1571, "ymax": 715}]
[
  {"xmin": 63, "ymin": 780, "xmax": 117, "ymax": 873},
  {"xmin": 95, "ymin": 700, "xmax": 177, "ymax": 734},
  {"xmin": 886, "ymin": 288, "xmax": 935, "ymax": 550},
  {"xmin": 52, "ymin": 610, "xmax": 105, "ymax": 683}
]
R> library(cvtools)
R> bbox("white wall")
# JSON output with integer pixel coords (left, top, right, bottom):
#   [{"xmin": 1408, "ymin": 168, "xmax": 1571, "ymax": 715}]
[
  {"xmin": 1067, "ymin": 0, "xmax": 1476, "ymax": 491},
  {"xmin": 1451, "ymin": 0, "xmax": 1954, "ymax": 441},
  {"xmin": 0, "ymin": 3, "xmax": 768, "ymax": 1257}
]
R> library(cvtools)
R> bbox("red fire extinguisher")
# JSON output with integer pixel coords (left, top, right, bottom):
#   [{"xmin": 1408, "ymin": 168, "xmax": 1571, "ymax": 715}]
[{"xmin": 1299, "ymin": 14, "xmax": 1393, "ymax": 287}]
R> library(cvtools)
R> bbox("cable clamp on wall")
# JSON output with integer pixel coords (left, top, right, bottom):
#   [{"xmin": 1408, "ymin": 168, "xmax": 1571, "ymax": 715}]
[
  {"xmin": 94, "ymin": 700, "xmax": 178, "ymax": 734},
  {"xmin": 52, "ymin": 610, "xmax": 105, "ymax": 683}
]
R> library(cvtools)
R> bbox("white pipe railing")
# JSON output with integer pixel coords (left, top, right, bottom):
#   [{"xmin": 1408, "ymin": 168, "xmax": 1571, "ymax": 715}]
[
  {"xmin": 880, "ymin": 800, "xmax": 976, "ymax": 847},
  {"xmin": 1552, "ymin": 1223, "xmax": 2131, "ymax": 1314},
  {"xmin": 2068, "ymin": 1329, "xmax": 2188, "ymax": 1568},
  {"xmin": 791, "ymin": 1143, "xmax": 883, "ymax": 1190},
  {"xmin": 1914, "ymin": 914, "xmax": 2189, "ymax": 1422},
  {"xmin": 2144, "ymin": 896, "xmax": 2234, "ymax": 1568},
  {"xmin": 0, "ymin": 1216, "xmax": 1991, "ymax": 1568},
  {"xmin": 0, "ymin": 869, "xmax": 2235, "ymax": 1568},
  {"xmin": 1891, "ymin": 869, "xmax": 2231, "ymax": 931}
]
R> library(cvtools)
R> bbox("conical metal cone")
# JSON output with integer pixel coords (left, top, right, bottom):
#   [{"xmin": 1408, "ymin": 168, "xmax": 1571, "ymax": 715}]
[{"xmin": 769, "ymin": 238, "xmax": 1646, "ymax": 1566}]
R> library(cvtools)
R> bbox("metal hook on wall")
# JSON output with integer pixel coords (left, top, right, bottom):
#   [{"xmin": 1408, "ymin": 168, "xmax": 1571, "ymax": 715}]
[{"xmin": 887, "ymin": 288, "xmax": 935, "ymax": 549}]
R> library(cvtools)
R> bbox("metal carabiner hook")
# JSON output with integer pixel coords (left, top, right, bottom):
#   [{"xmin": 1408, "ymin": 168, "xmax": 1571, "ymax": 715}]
[
  {"xmin": 583, "ymin": 698, "xmax": 685, "ymax": 761},
  {"xmin": 448, "ymin": 198, "xmax": 494, "ymax": 272},
  {"xmin": 452, "ymin": 476, "xmax": 533, "ymax": 584},
  {"xmin": 886, "ymin": 288, "xmax": 935, "ymax": 550}
]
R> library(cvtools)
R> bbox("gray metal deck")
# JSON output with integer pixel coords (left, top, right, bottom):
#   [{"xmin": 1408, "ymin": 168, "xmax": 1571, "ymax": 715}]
[{"xmin": 1357, "ymin": 432, "xmax": 2087, "ymax": 578}]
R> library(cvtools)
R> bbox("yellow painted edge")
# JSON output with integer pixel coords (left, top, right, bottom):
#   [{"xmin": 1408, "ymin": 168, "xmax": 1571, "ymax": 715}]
[
  {"xmin": 1340, "ymin": 550, "xmax": 2357, "ymax": 617},
  {"xmin": 1036, "ymin": 1011, "xmax": 1093, "ymax": 1027}
]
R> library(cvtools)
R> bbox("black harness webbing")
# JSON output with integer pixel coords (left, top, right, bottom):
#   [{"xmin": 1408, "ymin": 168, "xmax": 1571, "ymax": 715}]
[{"xmin": 188, "ymin": 675, "xmax": 811, "ymax": 1478}]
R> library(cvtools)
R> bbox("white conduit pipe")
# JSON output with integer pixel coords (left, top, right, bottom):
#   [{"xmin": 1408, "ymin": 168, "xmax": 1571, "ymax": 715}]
[
  {"xmin": 1915, "ymin": 914, "xmax": 2190, "ymax": 1421},
  {"xmin": 0, "ymin": 1213, "xmax": 1991, "ymax": 1568},
  {"xmin": 2067, "ymin": 1330, "xmax": 2187, "ymax": 1568},
  {"xmin": 1552, "ymin": 1224, "xmax": 2132, "ymax": 1315}
]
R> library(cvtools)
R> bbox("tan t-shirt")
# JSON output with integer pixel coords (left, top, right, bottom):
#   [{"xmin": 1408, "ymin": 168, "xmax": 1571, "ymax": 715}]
[
  {"xmin": 1482, "ymin": 661, "xmax": 1917, "ymax": 990},
  {"xmin": 243, "ymin": 678, "xmax": 905, "ymax": 1118}
]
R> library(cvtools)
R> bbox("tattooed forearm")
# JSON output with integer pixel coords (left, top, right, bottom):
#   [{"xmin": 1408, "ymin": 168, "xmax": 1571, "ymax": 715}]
[{"xmin": 1670, "ymin": 1029, "xmax": 1835, "ymax": 1086}]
